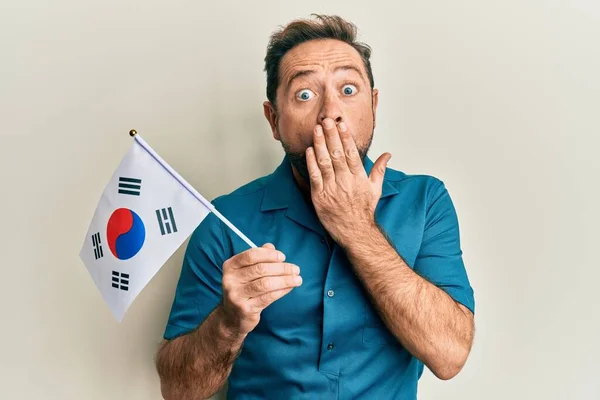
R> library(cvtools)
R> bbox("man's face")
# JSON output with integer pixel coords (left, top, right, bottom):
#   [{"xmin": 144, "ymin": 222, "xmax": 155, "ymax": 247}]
[{"xmin": 264, "ymin": 39, "xmax": 379, "ymax": 185}]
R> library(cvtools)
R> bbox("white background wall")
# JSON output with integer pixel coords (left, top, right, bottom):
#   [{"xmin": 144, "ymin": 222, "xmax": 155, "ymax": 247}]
[{"xmin": 1, "ymin": 1, "xmax": 598, "ymax": 399}]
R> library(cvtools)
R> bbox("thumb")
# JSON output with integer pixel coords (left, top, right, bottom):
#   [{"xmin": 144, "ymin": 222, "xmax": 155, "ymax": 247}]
[
  {"xmin": 370, "ymin": 152, "xmax": 392, "ymax": 187},
  {"xmin": 262, "ymin": 243, "xmax": 276, "ymax": 250}
]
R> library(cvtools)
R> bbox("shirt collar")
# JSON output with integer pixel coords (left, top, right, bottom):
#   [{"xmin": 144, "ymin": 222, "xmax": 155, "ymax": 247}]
[{"xmin": 260, "ymin": 155, "xmax": 399, "ymax": 227}]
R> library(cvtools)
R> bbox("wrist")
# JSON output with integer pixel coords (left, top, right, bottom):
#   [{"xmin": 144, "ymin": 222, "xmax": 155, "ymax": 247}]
[
  {"xmin": 216, "ymin": 304, "xmax": 247, "ymax": 342},
  {"xmin": 342, "ymin": 219, "xmax": 379, "ymax": 249}
]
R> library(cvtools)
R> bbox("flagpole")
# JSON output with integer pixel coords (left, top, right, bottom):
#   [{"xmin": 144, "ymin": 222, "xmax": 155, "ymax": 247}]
[{"xmin": 128, "ymin": 129, "xmax": 257, "ymax": 249}]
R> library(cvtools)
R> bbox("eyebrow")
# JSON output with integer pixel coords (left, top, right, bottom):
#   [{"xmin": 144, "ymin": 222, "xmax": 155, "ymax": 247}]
[{"xmin": 285, "ymin": 65, "xmax": 366, "ymax": 91}]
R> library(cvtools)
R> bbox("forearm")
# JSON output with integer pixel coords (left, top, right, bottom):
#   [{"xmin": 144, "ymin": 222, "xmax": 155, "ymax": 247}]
[
  {"xmin": 344, "ymin": 224, "xmax": 474, "ymax": 380},
  {"xmin": 156, "ymin": 304, "xmax": 246, "ymax": 400}
]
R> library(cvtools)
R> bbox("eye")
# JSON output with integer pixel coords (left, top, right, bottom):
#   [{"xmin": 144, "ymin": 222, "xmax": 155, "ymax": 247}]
[
  {"xmin": 342, "ymin": 84, "xmax": 358, "ymax": 96},
  {"xmin": 296, "ymin": 89, "xmax": 315, "ymax": 101}
]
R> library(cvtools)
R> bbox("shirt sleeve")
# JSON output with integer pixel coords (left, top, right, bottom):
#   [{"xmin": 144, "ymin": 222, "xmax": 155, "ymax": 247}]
[
  {"xmin": 163, "ymin": 211, "xmax": 227, "ymax": 340},
  {"xmin": 413, "ymin": 180, "xmax": 475, "ymax": 314}
]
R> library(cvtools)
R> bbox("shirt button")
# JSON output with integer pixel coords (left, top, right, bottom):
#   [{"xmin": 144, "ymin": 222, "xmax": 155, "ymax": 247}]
[
  {"xmin": 327, "ymin": 343, "xmax": 335, "ymax": 351},
  {"xmin": 327, "ymin": 289, "xmax": 335, "ymax": 298}
]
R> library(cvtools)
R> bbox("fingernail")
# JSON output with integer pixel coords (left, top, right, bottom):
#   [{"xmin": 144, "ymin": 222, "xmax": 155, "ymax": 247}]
[
  {"xmin": 294, "ymin": 276, "xmax": 303, "ymax": 285},
  {"xmin": 315, "ymin": 125, "xmax": 323, "ymax": 136},
  {"xmin": 278, "ymin": 251, "xmax": 286, "ymax": 261},
  {"xmin": 323, "ymin": 119, "xmax": 334, "ymax": 129},
  {"xmin": 338, "ymin": 122, "xmax": 347, "ymax": 132},
  {"xmin": 294, "ymin": 265, "xmax": 300, "ymax": 274}
]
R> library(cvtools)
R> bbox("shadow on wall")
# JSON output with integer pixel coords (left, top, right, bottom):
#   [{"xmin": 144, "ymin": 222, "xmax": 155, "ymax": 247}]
[{"xmin": 184, "ymin": 98, "xmax": 283, "ymax": 201}]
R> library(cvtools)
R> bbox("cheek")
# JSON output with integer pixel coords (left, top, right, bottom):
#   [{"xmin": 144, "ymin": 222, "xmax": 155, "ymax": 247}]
[
  {"xmin": 345, "ymin": 108, "xmax": 374, "ymax": 149},
  {"xmin": 278, "ymin": 109, "xmax": 318, "ymax": 146},
  {"xmin": 347, "ymin": 107, "xmax": 373, "ymax": 134}
]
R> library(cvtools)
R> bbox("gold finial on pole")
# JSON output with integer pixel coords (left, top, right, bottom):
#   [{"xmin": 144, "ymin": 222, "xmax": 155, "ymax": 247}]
[{"xmin": 129, "ymin": 129, "xmax": 137, "ymax": 137}]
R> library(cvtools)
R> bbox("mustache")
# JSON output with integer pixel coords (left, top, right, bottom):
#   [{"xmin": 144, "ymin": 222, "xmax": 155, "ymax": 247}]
[{"xmin": 280, "ymin": 136, "xmax": 373, "ymax": 185}]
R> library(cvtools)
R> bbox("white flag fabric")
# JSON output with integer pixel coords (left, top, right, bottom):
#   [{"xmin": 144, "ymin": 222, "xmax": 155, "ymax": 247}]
[{"xmin": 79, "ymin": 135, "xmax": 212, "ymax": 322}]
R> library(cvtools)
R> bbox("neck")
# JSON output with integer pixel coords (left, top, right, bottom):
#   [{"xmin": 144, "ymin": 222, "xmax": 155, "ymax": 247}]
[{"xmin": 290, "ymin": 164, "xmax": 312, "ymax": 200}]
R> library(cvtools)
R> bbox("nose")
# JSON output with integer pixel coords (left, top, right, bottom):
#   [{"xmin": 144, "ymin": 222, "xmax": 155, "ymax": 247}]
[{"xmin": 318, "ymin": 93, "xmax": 344, "ymax": 125}]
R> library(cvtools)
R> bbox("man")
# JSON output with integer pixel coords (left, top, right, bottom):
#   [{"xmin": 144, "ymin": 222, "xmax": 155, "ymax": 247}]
[{"xmin": 156, "ymin": 14, "xmax": 475, "ymax": 400}]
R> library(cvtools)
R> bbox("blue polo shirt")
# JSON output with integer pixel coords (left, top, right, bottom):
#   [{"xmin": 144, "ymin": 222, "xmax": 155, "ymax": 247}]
[{"xmin": 164, "ymin": 156, "xmax": 475, "ymax": 399}]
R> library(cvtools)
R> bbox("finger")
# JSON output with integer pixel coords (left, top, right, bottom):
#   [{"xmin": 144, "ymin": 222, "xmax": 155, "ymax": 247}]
[
  {"xmin": 321, "ymin": 118, "xmax": 349, "ymax": 175},
  {"xmin": 369, "ymin": 152, "xmax": 392, "ymax": 188},
  {"xmin": 248, "ymin": 287, "xmax": 294, "ymax": 311},
  {"xmin": 313, "ymin": 124, "xmax": 335, "ymax": 184},
  {"xmin": 227, "ymin": 246, "xmax": 286, "ymax": 270},
  {"xmin": 306, "ymin": 146, "xmax": 323, "ymax": 192},
  {"xmin": 338, "ymin": 122, "xmax": 363, "ymax": 175},
  {"xmin": 243, "ymin": 275, "xmax": 303, "ymax": 298},
  {"xmin": 241, "ymin": 262, "xmax": 300, "ymax": 282}
]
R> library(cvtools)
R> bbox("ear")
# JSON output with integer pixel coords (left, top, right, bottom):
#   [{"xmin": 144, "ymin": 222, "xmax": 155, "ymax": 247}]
[
  {"xmin": 372, "ymin": 88, "xmax": 379, "ymax": 129},
  {"xmin": 263, "ymin": 101, "xmax": 280, "ymax": 140}
]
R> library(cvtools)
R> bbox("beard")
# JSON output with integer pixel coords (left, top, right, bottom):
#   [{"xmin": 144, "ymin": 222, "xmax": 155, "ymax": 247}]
[{"xmin": 280, "ymin": 131, "xmax": 374, "ymax": 185}]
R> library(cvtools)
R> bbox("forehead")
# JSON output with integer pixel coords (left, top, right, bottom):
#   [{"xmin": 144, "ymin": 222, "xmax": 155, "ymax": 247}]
[{"xmin": 279, "ymin": 39, "xmax": 366, "ymax": 80}]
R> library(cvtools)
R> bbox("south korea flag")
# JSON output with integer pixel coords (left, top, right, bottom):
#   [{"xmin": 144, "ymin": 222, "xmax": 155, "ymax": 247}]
[{"xmin": 79, "ymin": 134, "xmax": 213, "ymax": 322}]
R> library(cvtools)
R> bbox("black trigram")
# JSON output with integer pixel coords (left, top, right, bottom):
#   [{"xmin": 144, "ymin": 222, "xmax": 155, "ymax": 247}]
[
  {"xmin": 92, "ymin": 232, "xmax": 104, "ymax": 260},
  {"xmin": 118, "ymin": 177, "xmax": 142, "ymax": 196},
  {"xmin": 156, "ymin": 207, "xmax": 178, "ymax": 235},
  {"xmin": 112, "ymin": 271, "xmax": 129, "ymax": 291}
]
